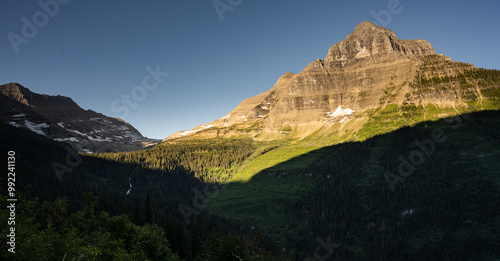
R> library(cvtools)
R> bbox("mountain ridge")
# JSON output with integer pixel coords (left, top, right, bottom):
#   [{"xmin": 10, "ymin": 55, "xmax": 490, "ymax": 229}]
[
  {"xmin": 166, "ymin": 21, "xmax": 500, "ymax": 142},
  {"xmin": 0, "ymin": 82, "xmax": 158, "ymax": 153}
]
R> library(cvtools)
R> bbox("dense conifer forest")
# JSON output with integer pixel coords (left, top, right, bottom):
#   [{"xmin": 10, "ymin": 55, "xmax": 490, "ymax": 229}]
[{"xmin": 1, "ymin": 110, "xmax": 499, "ymax": 260}]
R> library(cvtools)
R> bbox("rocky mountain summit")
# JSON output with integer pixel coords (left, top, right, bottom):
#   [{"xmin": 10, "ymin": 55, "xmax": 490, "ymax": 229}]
[
  {"xmin": 0, "ymin": 83, "xmax": 157, "ymax": 153},
  {"xmin": 167, "ymin": 21, "xmax": 500, "ymax": 141},
  {"xmin": 325, "ymin": 21, "xmax": 435, "ymax": 63}
]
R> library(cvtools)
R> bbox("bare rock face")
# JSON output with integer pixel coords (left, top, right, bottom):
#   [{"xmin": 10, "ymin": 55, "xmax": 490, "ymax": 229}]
[
  {"xmin": 325, "ymin": 21, "xmax": 435, "ymax": 63},
  {"xmin": 167, "ymin": 21, "xmax": 500, "ymax": 141},
  {"xmin": 0, "ymin": 83, "xmax": 158, "ymax": 153}
]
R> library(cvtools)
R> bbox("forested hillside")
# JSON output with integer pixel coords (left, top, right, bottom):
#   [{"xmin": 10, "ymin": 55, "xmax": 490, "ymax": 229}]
[
  {"xmin": 1, "ymin": 110, "xmax": 500, "ymax": 260},
  {"xmin": 0, "ymin": 124, "xmax": 287, "ymax": 260},
  {"xmin": 209, "ymin": 110, "xmax": 500, "ymax": 260},
  {"xmin": 298, "ymin": 111, "xmax": 500, "ymax": 260}
]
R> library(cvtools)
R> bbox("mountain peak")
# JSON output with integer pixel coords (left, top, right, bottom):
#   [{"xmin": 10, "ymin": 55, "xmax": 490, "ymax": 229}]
[
  {"xmin": 1, "ymin": 82, "xmax": 77, "ymax": 108},
  {"xmin": 0, "ymin": 82, "xmax": 31, "ymax": 106},
  {"xmin": 351, "ymin": 21, "xmax": 395, "ymax": 37},
  {"xmin": 0, "ymin": 82, "xmax": 158, "ymax": 152},
  {"xmin": 0, "ymin": 82, "xmax": 27, "ymax": 94},
  {"xmin": 165, "ymin": 22, "xmax": 500, "ymax": 143},
  {"xmin": 325, "ymin": 22, "xmax": 435, "ymax": 63}
]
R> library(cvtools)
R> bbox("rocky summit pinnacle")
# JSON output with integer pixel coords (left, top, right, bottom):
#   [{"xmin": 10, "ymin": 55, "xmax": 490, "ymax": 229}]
[
  {"xmin": 351, "ymin": 21, "xmax": 395, "ymax": 36},
  {"xmin": 166, "ymin": 21, "xmax": 500, "ymax": 141},
  {"xmin": 325, "ymin": 21, "xmax": 435, "ymax": 63}
]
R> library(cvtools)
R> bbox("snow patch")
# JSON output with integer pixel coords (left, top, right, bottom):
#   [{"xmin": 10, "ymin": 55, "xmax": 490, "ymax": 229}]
[
  {"xmin": 54, "ymin": 137, "xmax": 79, "ymax": 143},
  {"xmin": 221, "ymin": 114, "xmax": 231, "ymax": 119},
  {"xmin": 24, "ymin": 120, "xmax": 49, "ymax": 136},
  {"xmin": 177, "ymin": 125, "xmax": 217, "ymax": 137},
  {"xmin": 12, "ymin": 113, "xmax": 26, "ymax": 117},
  {"xmin": 327, "ymin": 106, "xmax": 354, "ymax": 118},
  {"xmin": 66, "ymin": 129, "xmax": 111, "ymax": 142},
  {"xmin": 177, "ymin": 130, "xmax": 195, "ymax": 137},
  {"xmin": 82, "ymin": 148, "xmax": 94, "ymax": 154},
  {"xmin": 8, "ymin": 122, "xmax": 20, "ymax": 127},
  {"xmin": 67, "ymin": 129, "xmax": 86, "ymax": 136},
  {"xmin": 88, "ymin": 135, "xmax": 112, "ymax": 142},
  {"xmin": 57, "ymin": 122, "xmax": 65, "ymax": 128}
]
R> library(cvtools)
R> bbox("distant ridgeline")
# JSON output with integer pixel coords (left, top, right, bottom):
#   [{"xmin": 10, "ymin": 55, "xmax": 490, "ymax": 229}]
[{"xmin": 0, "ymin": 82, "xmax": 158, "ymax": 153}]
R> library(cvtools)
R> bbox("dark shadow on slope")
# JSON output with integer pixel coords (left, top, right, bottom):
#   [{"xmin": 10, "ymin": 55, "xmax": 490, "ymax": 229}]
[
  {"xmin": 3, "ymin": 110, "xmax": 500, "ymax": 260},
  {"xmin": 215, "ymin": 110, "xmax": 500, "ymax": 260},
  {"xmin": 0, "ymin": 123, "xmax": 241, "ymax": 259}
]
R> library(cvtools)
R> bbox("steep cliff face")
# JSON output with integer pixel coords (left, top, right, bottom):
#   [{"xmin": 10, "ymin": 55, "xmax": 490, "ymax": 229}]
[
  {"xmin": 167, "ymin": 21, "xmax": 500, "ymax": 141},
  {"xmin": 0, "ymin": 83, "xmax": 157, "ymax": 153}
]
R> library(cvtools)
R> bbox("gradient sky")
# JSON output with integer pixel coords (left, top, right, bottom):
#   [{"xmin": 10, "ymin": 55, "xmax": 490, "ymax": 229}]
[{"xmin": 1, "ymin": 0, "xmax": 499, "ymax": 139}]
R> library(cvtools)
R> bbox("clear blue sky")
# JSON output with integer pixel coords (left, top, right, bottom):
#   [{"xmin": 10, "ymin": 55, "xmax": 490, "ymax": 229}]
[{"xmin": 1, "ymin": 0, "xmax": 499, "ymax": 139}]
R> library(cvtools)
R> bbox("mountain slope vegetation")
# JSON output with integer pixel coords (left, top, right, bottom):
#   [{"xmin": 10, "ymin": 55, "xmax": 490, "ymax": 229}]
[{"xmin": 2, "ymin": 110, "xmax": 500, "ymax": 260}]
